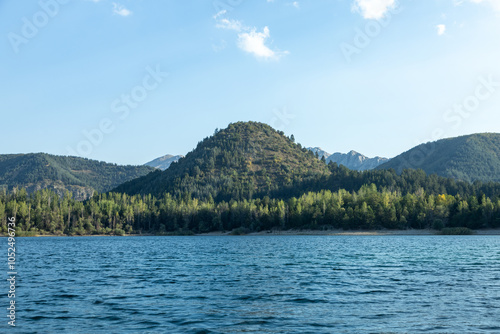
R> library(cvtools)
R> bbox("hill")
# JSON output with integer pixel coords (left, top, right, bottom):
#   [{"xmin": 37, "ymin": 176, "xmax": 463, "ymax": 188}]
[
  {"xmin": 145, "ymin": 154, "xmax": 183, "ymax": 170},
  {"xmin": 0, "ymin": 153, "xmax": 155, "ymax": 200},
  {"xmin": 377, "ymin": 133, "xmax": 500, "ymax": 183},
  {"xmin": 115, "ymin": 121, "xmax": 330, "ymax": 201}
]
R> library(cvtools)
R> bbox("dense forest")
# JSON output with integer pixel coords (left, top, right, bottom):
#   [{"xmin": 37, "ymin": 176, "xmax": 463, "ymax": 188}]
[
  {"xmin": 1, "ymin": 184, "xmax": 499, "ymax": 236},
  {"xmin": 0, "ymin": 153, "xmax": 154, "ymax": 200},
  {"xmin": 378, "ymin": 133, "xmax": 500, "ymax": 183}
]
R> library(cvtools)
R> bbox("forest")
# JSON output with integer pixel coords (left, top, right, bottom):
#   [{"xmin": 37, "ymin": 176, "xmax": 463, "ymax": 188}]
[{"xmin": 1, "ymin": 183, "xmax": 499, "ymax": 236}]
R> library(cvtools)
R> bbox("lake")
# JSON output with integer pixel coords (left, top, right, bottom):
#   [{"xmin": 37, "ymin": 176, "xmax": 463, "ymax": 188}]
[{"xmin": 2, "ymin": 236, "xmax": 500, "ymax": 333}]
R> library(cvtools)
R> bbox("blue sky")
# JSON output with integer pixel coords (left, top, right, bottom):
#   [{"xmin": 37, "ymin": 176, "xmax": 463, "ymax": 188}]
[{"xmin": 1, "ymin": 0, "xmax": 499, "ymax": 165}]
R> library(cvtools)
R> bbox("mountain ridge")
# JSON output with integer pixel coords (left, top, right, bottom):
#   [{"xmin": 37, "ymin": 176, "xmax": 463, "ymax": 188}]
[
  {"xmin": 376, "ymin": 133, "xmax": 500, "ymax": 183},
  {"xmin": 307, "ymin": 147, "xmax": 389, "ymax": 171},
  {"xmin": 0, "ymin": 153, "xmax": 154, "ymax": 200},
  {"xmin": 145, "ymin": 154, "xmax": 184, "ymax": 170}
]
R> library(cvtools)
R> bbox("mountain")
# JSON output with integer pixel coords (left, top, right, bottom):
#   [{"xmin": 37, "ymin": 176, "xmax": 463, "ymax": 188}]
[
  {"xmin": 307, "ymin": 147, "xmax": 388, "ymax": 171},
  {"xmin": 115, "ymin": 121, "xmax": 330, "ymax": 201},
  {"xmin": 376, "ymin": 133, "xmax": 500, "ymax": 183},
  {"xmin": 307, "ymin": 147, "xmax": 331, "ymax": 159},
  {"xmin": 0, "ymin": 153, "xmax": 155, "ymax": 200},
  {"xmin": 327, "ymin": 151, "xmax": 389, "ymax": 171},
  {"xmin": 145, "ymin": 154, "xmax": 183, "ymax": 171}
]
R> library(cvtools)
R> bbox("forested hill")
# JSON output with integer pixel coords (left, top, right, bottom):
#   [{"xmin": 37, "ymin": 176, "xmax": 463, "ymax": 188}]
[
  {"xmin": 0, "ymin": 153, "xmax": 154, "ymax": 200},
  {"xmin": 114, "ymin": 121, "xmax": 331, "ymax": 201},
  {"xmin": 377, "ymin": 133, "xmax": 500, "ymax": 183},
  {"xmin": 114, "ymin": 122, "xmax": 500, "ymax": 202}
]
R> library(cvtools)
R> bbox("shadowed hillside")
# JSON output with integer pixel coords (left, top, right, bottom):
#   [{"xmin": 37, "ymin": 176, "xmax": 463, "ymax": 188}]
[{"xmin": 377, "ymin": 133, "xmax": 500, "ymax": 183}]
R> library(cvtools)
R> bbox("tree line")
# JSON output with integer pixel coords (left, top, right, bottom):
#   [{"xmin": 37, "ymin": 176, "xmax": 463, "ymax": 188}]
[{"xmin": 1, "ymin": 184, "xmax": 499, "ymax": 236}]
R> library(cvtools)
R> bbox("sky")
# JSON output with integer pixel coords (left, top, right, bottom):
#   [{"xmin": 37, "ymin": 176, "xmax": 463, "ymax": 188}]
[{"xmin": 1, "ymin": 0, "xmax": 499, "ymax": 165}]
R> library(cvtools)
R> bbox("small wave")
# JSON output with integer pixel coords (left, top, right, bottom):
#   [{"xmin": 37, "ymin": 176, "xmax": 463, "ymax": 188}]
[
  {"xmin": 99, "ymin": 315, "xmax": 122, "ymax": 321},
  {"xmin": 359, "ymin": 290, "xmax": 390, "ymax": 294},
  {"xmin": 288, "ymin": 297, "xmax": 328, "ymax": 303},
  {"xmin": 236, "ymin": 320, "xmax": 270, "ymax": 325},
  {"xmin": 55, "ymin": 294, "xmax": 78, "ymax": 299},
  {"xmin": 236, "ymin": 295, "xmax": 265, "ymax": 301}
]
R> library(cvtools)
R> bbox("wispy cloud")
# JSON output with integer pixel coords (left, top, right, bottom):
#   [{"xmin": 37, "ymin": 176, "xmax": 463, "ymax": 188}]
[
  {"xmin": 470, "ymin": 0, "xmax": 500, "ymax": 11},
  {"xmin": 216, "ymin": 18, "xmax": 243, "ymax": 31},
  {"xmin": 213, "ymin": 10, "xmax": 227, "ymax": 19},
  {"xmin": 214, "ymin": 12, "xmax": 288, "ymax": 61},
  {"xmin": 112, "ymin": 2, "xmax": 132, "ymax": 17},
  {"xmin": 352, "ymin": 0, "xmax": 396, "ymax": 19},
  {"xmin": 436, "ymin": 24, "xmax": 446, "ymax": 35}
]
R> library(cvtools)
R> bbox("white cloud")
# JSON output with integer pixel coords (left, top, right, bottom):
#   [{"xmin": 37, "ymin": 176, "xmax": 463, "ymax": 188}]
[
  {"xmin": 237, "ymin": 27, "xmax": 288, "ymax": 60},
  {"xmin": 216, "ymin": 18, "xmax": 243, "ymax": 31},
  {"xmin": 213, "ymin": 10, "xmax": 227, "ymax": 19},
  {"xmin": 292, "ymin": 1, "xmax": 300, "ymax": 8},
  {"xmin": 352, "ymin": 0, "xmax": 396, "ymax": 19},
  {"xmin": 470, "ymin": 0, "xmax": 500, "ymax": 11},
  {"xmin": 214, "ymin": 12, "xmax": 288, "ymax": 61},
  {"xmin": 436, "ymin": 24, "xmax": 446, "ymax": 35},
  {"xmin": 113, "ymin": 3, "xmax": 132, "ymax": 17}
]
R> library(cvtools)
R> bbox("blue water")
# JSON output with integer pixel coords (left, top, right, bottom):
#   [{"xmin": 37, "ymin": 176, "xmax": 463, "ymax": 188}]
[{"xmin": 2, "ymin": 236, "xmax": 500, "ymax": 333}]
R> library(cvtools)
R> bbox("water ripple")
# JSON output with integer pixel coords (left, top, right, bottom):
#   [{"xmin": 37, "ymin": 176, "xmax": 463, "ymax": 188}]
[{"xmin": 1, "ymin": 235, "xmax": 500, "ymax": 333}]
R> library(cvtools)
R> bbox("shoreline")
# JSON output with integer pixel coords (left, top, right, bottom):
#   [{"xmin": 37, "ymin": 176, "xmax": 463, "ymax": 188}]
[
  {"xmin": 3, "ymin": 228, "xmax": 499, "ymax": 237},
  {"xmin": 196, "ymin": 229, "xmax": 500, "ymax": 236}
]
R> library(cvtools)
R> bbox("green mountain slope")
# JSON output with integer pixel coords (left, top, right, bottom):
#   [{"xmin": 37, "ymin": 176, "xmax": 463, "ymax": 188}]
[
  {"xmin": 114, "ymin": 121, "xmax": 330, "ymax": 201},
  {"xmin": 377, "ymin": 133, "xmax": 500, "ymax": 183},
  {"xmin": 0, "ymin": 153, "xmax": 155, "ymax": 200}
]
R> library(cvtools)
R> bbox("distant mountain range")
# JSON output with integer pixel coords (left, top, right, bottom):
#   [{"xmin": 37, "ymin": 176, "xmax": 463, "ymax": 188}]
[
  {"xmin": 144, "ymin": 154, "xmax": 183, "ymax": 171},
  {"xmin": 307, "ymin": 147, "xmax": 389, "ymax": 171},
  {"xmin": 377, "ymin": 133, "xmax": 500, "ymax": 183},
  {"xmin": 0, "ymin": 154, "xmax": 154, "ymax": 200}
]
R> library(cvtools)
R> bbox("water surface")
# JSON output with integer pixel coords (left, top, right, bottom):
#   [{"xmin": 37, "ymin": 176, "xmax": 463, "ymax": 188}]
[{"xmin": 2, "ymin": 236, "xmax": 500, "ymax": 333}]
